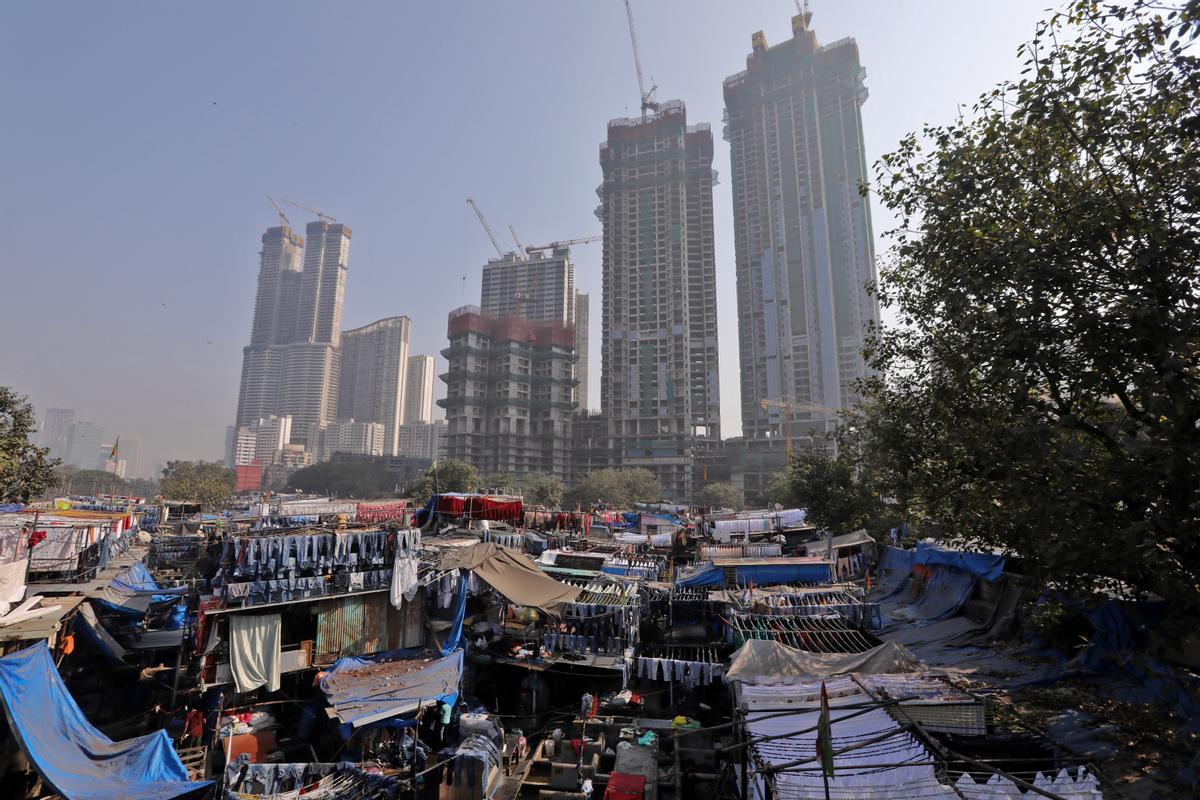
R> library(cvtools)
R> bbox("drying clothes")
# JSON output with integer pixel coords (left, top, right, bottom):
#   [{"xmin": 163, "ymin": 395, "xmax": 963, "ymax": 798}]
[
  {"xmin": 229, "ymin": 614, "xmax": 281, "ymax": 693},
  {"xmin": 0, "ymin": 558, "xmax": 28, "ymax": 608},
  {"xmin": 391, "ymin": 554, "xmax": 420, "ymax": 608}
]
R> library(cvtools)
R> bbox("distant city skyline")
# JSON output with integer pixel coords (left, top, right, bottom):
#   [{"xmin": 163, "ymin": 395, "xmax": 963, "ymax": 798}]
[{"xmin": 0, "ymin": 1, "xmax": 1057, "ymax": 468}]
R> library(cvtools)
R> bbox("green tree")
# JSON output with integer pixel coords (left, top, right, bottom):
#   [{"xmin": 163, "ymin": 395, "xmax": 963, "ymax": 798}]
[
  {"xmin": 160, "ymin": 460, "xmax": 234, "ymax": 509},
  {"xmin": 403, "ymin": 460, "xmax": 480, "ymax": 504},
  {"xmin": 0, "ymin": 388, "xmax": 59, "ymax": 503},
  {"xmin": 766, "ymin": 436, "xmax": 886, "ymax": 535},
  {"xmin": 286, "ymin": 461, "xmax": 397, "ymax": 498},
  {"xmin": 55, "ymin": 466, "xmax": 159, "ymax": 498},
  {"xmin": 570, "ymin": 468, "xmax": 662, "ymax": 508},
  {"xmin": 695, "ymin": 482, "xmax": 743, "ymax": 511},
  {"xmin": 860, "ymin": 0, "xmax": 1200, "ymax": 616},
  {"xmin": 523, "ymin": 473, "xmax": 565, "ymax": 508}
]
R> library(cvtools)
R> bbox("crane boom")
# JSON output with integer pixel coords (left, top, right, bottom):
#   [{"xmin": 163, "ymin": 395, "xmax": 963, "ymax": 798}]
[
  {"xmin": 623, "ymin": 0, "xmax": 658, "ymax": 115},
  {"xmin": 758, "ymin": 397, "xmax": 837, "ymax": 459},
  {"xmin": 281, "ymin": 197, "xmax": 336, "ymax": 223},
  {"xmin": 266, "ymin": 195, "xmax": 290, "ymax": 227},
  {"xmin": 466, "ymin": 197, "xmax": 505, "ymax": 259},
  {"xmin": 508, "ymin": 226, "xmax": 528, "ymax": 258},
  {"xmin": 524, "ymin": 235, "xmax": 601, "ymax": 254}
]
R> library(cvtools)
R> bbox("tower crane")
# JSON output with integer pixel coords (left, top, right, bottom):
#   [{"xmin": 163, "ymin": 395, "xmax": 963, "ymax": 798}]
[
  {"xmin": 622, "ymin": 0, "xmax": 659, "ymax": 116},
  {"xmin": 281, "ymin": 197, "xmax": 336, "ymax": 223},
  {"xmin": 758, "ymin": 397, "xmax": 837, "ymax": 459},
  {"xmin": 524, "ymin": 235, "xmax": 602, "ymax": 255},
  {"xmin": 466, "ymin": 197, "xmax": 505, "ymax": 259},
  {"xmin": 508, "ymin": 226, "xmax": 528, "ymax": 259},
  {"xmin": 266, "ymin": 195, "xmax": 291, "ymax": 227}
]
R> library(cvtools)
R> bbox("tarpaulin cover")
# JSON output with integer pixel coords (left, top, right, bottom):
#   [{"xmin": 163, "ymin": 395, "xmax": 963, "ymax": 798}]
[
  {"xmin": 871, "ymin": 547, "xmax": 913, "ymax": 601},
  {"xmin": 889, "ymin": 568, "xmax": 977, "ymax": 624},
  {"xmin": 92, "ymin": 561, "xmax": 186, "ymax": 621},
  {"xmin": 675, "ymin": 562, "xmax": 724, "ymax": 587},
  {"xmin": 0, "ymin": 642, "xmax": 210, "ymax": 800},
  {"xmin": 735, "ymin": 562, "xmax": 832, "ymax": 586},
  {"xmin": 440, "ymin": 573, "xmax": 468, "ymax": 656},
  {"xmin": 913, "ymin": 542, "xmax": 1005, "ymax": 582},
  {"xmin": 726, "ymin": 640, "xmax": 925, "ymax": 684},
  {"xmin": 320, "ymin": 649, "xmax": 463, "ymax": 729},
  {"xmin": 438, "ymin": 542, "xmax": 581, "ymax": 616},
  {"xmin": 75, "ymin": 602, "xmax": 130, "ymax": 663}
]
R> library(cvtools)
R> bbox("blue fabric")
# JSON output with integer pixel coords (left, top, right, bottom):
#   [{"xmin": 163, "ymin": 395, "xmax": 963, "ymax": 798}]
[
  {"xmin": 320, "ymin": 650, "xmax": 463, "ymax": 735},
  {"xmin": 0, "ymin": 642, "xmax": 210, "ymax": 800},
  {"xmin": 872, "ymin": 547, "xmax": 915, "ymax": 600},
  {"xmin": 734, "ymin": 563, "xmax": 832, "ymax": 585},
  {"xmin": 324, "ymin": 646, "xmax": 427, "ymax": 677},
  {"xmin": 904, "ymin": 568, "xmax": 977, "ymax": 621},
  {"xmin": 676, "ymin": 564, "xmax": 724, "ymax": 587},
  {"xmin": 0, "ymin": 503, "xmax": 24, "ymax": 512},
  {"xmin": 440, "ymin": 573, "xmax": 468, "ymax": 656},
  {"xmin": 913, "ymin": 542, "xmax": 1005, "ymax": 581}
]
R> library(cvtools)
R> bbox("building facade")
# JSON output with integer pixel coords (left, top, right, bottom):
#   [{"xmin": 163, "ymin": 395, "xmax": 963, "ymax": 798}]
[
  {"xmin": 403, "ymin": 355, "xmax": 435, "ymax": 425},
  {"xmin": 724, "ymin": 13, "xmax": 879, "ymax": 439},
  {"xmin": 38, "ymin": 408, "xmax": 75, "ymax": 461},
  {"xmin": 339, "ymin": 316, "xmax": 411, "ymax": 456},
  {"xmin": 234, "ymin": 222, "xmax": 351, "ymax": 449},
  {"xmin": 438, "ymin": 307, "xmax": 576, "ymax": 482},
  {"xmin": 575, "ymin": 292, "xmax": 590, "ymax": 410},
  {"xmin": 312, "ymin": 420, "xmax": 385, "ymax": 463},
  {"xmin": 598, "ymin": 100, "xmax": 721, "ymax": 501},
  {"xmin": 397, "ymin": 420, "xmax": 446, "ymax": 461},
  {"xmin": 65, "ymin": 420, "xmax": 105, "ymax": 470}
]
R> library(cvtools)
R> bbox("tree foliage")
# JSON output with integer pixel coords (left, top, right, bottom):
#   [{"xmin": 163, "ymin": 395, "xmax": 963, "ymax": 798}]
[
  {"xmin": 287, "ymin": 461, "xmax": 397, "ymax": 498},
  {"xmin": 569, "ymin": 468, "xmax": 663, "ymax": 508},
  {"xmin": 403, "ymin": 460, "xmax": 481, "ymax": 505},
  {"xmin": 0, "ymin": 388, "xmax": 59, "ymax": 503},
  {"xmin": 523, "ymin": 473, "xmax": 566, "ymax": 509},
  {"xmin": 696, "ymin": 482, "xmax": 744, "ymax": 511},
  {"xmin": 160, "ymin": 460, "xmax": 234, "ymax": 509},
  {"xmin": 859, "ymin": 0, "xmax": 1200, "ymax": 615},
  {"xmin": 55, "ymin": 466, "xmax": 159, "ymax": 499},
  {"xmin": 766, "ymin": 436, "xmax": 888, "ymax": 535}
]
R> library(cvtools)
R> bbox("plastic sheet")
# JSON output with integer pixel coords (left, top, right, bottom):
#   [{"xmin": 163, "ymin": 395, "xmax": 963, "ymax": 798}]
[{"xmin": 0, "ymin": 642, "xmax": 210, "ymax": 800}]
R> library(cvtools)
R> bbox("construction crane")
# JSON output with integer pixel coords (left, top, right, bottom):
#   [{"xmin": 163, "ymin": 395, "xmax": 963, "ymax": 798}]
[
  {"xmin": 524, "ymin": 235, "xmax": 602, "ymax": 255},
  {"xmin": 508, "ymin": 226, "xmax": 528, "ymax": 259},
  {"xmin": 466, "ymin": 197, "xmax": 505, "ymax": 259},
  {"xmin": 266, "ymin": 195, "xmax": 290, "ymax": 227},
  {"xmin": 758, "ymin": 397, "xmax": 837, "ymax": 459},
  {"xmin": 281, "ymin": 197, "xmax": 336, "ymax": 223},
  {"xmin": 622, "ymin": 0, "xmax": 659, "ymax": 116}
]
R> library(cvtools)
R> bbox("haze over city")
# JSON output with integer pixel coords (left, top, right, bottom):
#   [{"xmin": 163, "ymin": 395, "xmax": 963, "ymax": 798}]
[{"xmin": 1, "ymin": 0, "xmax": 1052, "ymax": 472}]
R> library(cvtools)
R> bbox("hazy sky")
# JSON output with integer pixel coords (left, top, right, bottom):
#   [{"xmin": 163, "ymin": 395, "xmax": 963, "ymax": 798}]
[{"xmin": 0, "ymin": 0, "xmax": 1054, "ymax": 473}]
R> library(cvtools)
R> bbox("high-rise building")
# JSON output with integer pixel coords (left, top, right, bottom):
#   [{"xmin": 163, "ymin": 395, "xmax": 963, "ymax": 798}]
[
  {"xmin": 38, "ymin": 408, "xmax": 75, "ymax": 460},
  {"xmin": 598, "ymin": 100, "xmax": 721, "ymax": 501},
  {"xmin": 575, "ymin": 292, "xmax": 590, "ymax": 410},
  {"xmin": 339, "ymin": 316, "xmax": 411, "ymax": 455},
  {"xmin": 234, "ymin": 221, "xmax": 351, "ymax": 449},
  {"xmin": 65, "ymin": 420, "xmax": 105, "ymax": 469},
  {"xmin": 311, "ymin": 420, "xmax": 385, "ymax": 463},
  {"xmin": 439, "ymin": 306, "xmax": 577, "ymax": 482},
  {"xmin": 397, "ymin": 420, "xmax": 446, "ymax": 461},
  {"xmin": 252, "ymin": 415, "xmax": 293, "ymax": 464},
  {"xmin": 403, "ymin": 355, "xmax": 436, "ymax": 424},
  {"xmin": 479, "ymin": 248, "xmax": 590, "ymax": 408},
  {"xmin": 232, "ymin": 426, "xmax": 258, "ymax": 467},
  {"xmin": 119, "ymin": 435, "xmax": 146, "ymax": 479},
  {"xmin": 724, "ymin": 13, "xmax": 879, "ymax": 439}
]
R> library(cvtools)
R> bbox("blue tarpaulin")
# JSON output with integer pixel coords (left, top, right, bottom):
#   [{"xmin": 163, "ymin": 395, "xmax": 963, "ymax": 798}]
[
  {"xmin": 891, "ymin": 567, "xmax": 978, "ymax": 623},
  {"xmin": 0, "ymin": 642, "xmax": 210, "ymax": 800},
  {"xmin": 913, "ymin": 542, "xmax": 1005, "ymax": 582},
  {"xmin": 872, "ymin": 547, "xmax": 915, "ymax": 600},
  {"xmin": 676, "ymin": 561, "xmax": 833, "ymax": 587},
  {"xmin": 440, "ymin": 573, "xmax": 468, "ymax": 656}
]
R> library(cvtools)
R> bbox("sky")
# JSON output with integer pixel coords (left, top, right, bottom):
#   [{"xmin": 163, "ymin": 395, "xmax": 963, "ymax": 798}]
[{"xmin": 0, "ymin": 0, "xmax": 1055, "ymax": 475}]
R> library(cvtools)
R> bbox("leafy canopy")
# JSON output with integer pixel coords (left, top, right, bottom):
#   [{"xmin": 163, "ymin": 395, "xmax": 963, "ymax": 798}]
[
  {"xmin": 0, "ymin": 388, "xmax": 59, "ymax": 503},
  {"xmin": 287, "ymin": 460, "xmax": 398, "ymax": 498},
  {"xmin": 404, "ymin": 460, "xmax": 481, "ymax": 505},
  {"xmin": 570, "ymin": 468, "xmax": 663, "ymax": 508},
  {"xmin": 160, "ymin": 460, "xmax": 235, "ymax": 510},
  {"xmin": 859, "ymin": 0, "xmax": 1200, "ymax": 613},
  {"xmin": 695, "ymin": 482, "xmax": 744, "ymax": 511}
]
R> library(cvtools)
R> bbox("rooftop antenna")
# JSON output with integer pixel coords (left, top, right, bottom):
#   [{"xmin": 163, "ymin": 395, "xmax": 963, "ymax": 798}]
[{"xmin": 623, "ymin": 0, "xmax": 659, "ymax": 116}]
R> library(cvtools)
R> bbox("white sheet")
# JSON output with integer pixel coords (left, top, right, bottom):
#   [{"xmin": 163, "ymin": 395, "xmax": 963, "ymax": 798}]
[{"xmin": 230, "ymin": 614, "xmax": 281, "ymax": 693}]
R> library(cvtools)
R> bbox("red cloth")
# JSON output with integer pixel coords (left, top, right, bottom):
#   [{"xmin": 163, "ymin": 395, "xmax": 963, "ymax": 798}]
[
  {"xmin": 355, "ymin": 501, "xmax": 408, "ymax": 523},
  {"xmin": 183, "ymin": 708, "xmax": 204, "ymax": 739},
  {"xmin": 604, "ymin": 772, "xmax": 647, "ymax": 799}
]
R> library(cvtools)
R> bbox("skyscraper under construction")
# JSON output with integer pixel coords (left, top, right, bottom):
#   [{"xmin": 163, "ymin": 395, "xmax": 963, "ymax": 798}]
[
  {"xmin": 598, "ymin": 100, "xmax": 721, "ymax": 501},
  {"xmin": 724, "ymin": 12, "xmax": 879, "ymax": 441}
]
